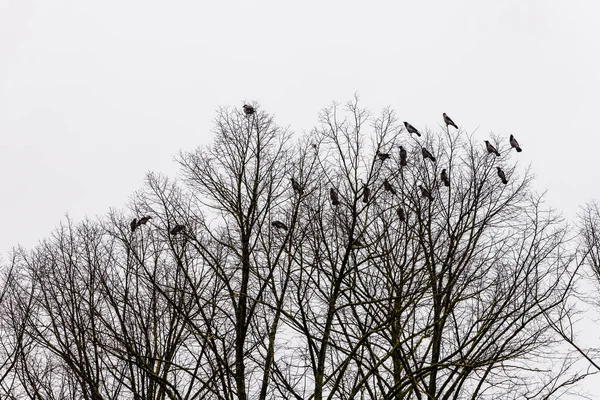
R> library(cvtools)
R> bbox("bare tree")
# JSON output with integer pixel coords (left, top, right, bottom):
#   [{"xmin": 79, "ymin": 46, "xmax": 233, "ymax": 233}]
[{"xmin": 0, "ymin": 99, "xmax": 586, "ymax": 399}]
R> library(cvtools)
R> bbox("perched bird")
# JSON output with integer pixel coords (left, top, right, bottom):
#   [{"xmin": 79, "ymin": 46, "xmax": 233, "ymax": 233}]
[
  {"xmin": 404, "ymin": 122, "xmax": 421, "ymax": 137},
  {"xmin": 485, "ymin": 140, "xmax": 500, "ymax": 157},
  {"xmin": 330, "ymin": 188, "xmax": 340, "ymax": 206},
  {"xmin": 419, "ymin": 185, "xmax": 434, "ymax": 201},
  {"xmin": 397, "ymin": 206, "xmax": 406, "ymax": 222},
  {"xmin": 377, "ymin": 151, "xmax": 391, "ymax": 161},
  {"xmin": 272, "ymin": 220, "xmax": 288, "ymax": 230},
  {"xmin": 170, "ymin": 224, "xmax": 186, "ymax": 235},
  {"xmin": 130, "ymin": 218, "xmax": 138, "ymax": 232},
  {"xmin": 399, "ymin": 146, "xmax": 408, "ymax": 166},
  {"xmin": 443, "ymin": 113, "xmax": 458, "ymax": 129},
  {"xmin": 383, "ymin": 179, "xmax": 396, "ymax": 195},
  {"xmin": 422, "ymin": 147, "xmax": 436, "ymax": 162},
  {"xmin": 290, "ymin": 177, "xmax": 303, "ymax": 195},
  {"xmin": 137, "ymin": 216, "xmax": 152, "ymax": 226},
  {"xmin": 362, "ymin": 184, "xmax": 370, "ymax": 203},
  {"xmin": 243, "ymin": 104, "xmax": 255, "ymax": 116},
  {"xmin": 497, "ymin": 167, "xmax": 508, "ymax": 184},
  {"xmin": 509, "ymin": 134, "xmax": 522, "ymax": 152},
  {"xmin": 441, "ymin": 169, "xmax": 450, "ymax": 187}
]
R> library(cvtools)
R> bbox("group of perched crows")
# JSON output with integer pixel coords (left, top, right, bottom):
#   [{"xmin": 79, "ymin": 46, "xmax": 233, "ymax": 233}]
[
  {"xmin": 272, "ymin": 112, "xmax": 524, "ymax": 232},
  {"xmin": 130, "ymin": 215, "xmax": 186, "ymax": 236}
]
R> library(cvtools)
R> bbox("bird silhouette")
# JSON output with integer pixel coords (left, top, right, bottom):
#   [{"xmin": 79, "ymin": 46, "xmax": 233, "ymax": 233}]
[
  {"xmin": 497, "ymin": 167, "xmax": 508, "ymax": 184},
  {"xmin": 422, "ymin": 147, "xmax": 436, "ymax": 162},
  {"xmin": 485, "ymin": 140, "xmax": 500, "ymax": 157},
  {"xmin": 509, "ymin": 135, "xmax": 522, "ymax": 152},
  {"xmin": 383, "ymin": 179, "xmax": 397, "ymax": 195},
  {"xmin": 137, "ymin": 216, "xmax": 152, "ymax": 226},
  {"xmin": 272, "ymin": 220, "xmax": 288, "ymax": 230},
  {"xmin": 170, "ymin": 224, "xmax": 186, "ymax": 235},
  {"xmin": 419, "ymin": 185, "xmax": 434, "ymax": 201},
  {"xmin": 330, "ymin": 188, "xmax": 340, "ymax": 206},
  {"xmin": 443, "ymin": 113, "xmax": 458, "ymax": 129},
  {"xmin": 130, "ymin": 218, "xmax": 138, "ymax": 232},
  {"xmin": 441, "ymin": 169, "xmax": 450, "ymax": 187},
  {"xmin": 377, "ymin": 151, "xmax": 391, "ymax": 161},
  {"xmin": 399, "ymin": 146, "xmax": 408, "ymax": 166},
  {"xmin": 404, "ymin": 122, "xmax": 421, "ymax": 137},
  {"xmin": 243, "ymin": 104, "xmax": 255, "ymax": 116},
  {"xmin": 362, "ymin": 184, "xmax": 370, "ymax": 203},
  {"xmin": 290, "ymin": 177, "xmax": 303, "ymax": 195},
  {"xmin": 397, "ymin": 206, "xmax": 406, "ymax": 222}
]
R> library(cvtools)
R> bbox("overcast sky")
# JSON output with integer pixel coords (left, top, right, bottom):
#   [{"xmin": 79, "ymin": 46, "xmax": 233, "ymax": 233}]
[{"xmin": 1, "ymin": 0, "xmax": 599, "ymax": 394}]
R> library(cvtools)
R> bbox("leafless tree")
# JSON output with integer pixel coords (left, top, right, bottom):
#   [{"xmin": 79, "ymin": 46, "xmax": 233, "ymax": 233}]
[{"xmin": 0, "ymin": 99, "xmax": 586, "ymax": 399}]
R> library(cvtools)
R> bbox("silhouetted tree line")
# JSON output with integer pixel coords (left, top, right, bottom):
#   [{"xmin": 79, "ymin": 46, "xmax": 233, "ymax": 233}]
[{"xmin": 0, "ymin": 98, "xmax": 596, "ymax": 399}]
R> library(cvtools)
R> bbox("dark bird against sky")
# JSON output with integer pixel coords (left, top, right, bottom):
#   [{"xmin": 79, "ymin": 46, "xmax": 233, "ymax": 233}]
[
  {"xmin": 510, "ymin": 134, "xmax": 522, "ymax": 152},
  {"xmin": 485, "ymin": 140, "xmax": 500, "ymax": 157},
  {"xmin": 404, "ymin": 121, "xmax": 421, "ymax": 137},
  {"xmin": 441, "ymin": 169, "xmax": 450, "ymax": 187},
  {"xmin": 330, "ymin": 188, "xmax": 340, "ymax": 206},
  {"xmin": 243, "ymin": 104, "xmax": 255, "ymax": 116},
  {"xmin": 497, "ymin": 167, "xmax": 508, "ymax": 184},
  {"xmin": 443, "ymin": 113, "xmax": 458, "ymax": 129},
  {"xmin": 422, "ymin": 147, "xmax": 436, "ymax": 162}
]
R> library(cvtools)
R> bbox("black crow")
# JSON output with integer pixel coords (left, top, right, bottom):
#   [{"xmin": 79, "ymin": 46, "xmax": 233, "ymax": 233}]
[
  {"xmin": 422, "ymin": 147, "xmax": 436, "ymax": 162},
  {"xmin": 137, "ymin": 216, "xmax": 152, "ymax": 226},
  {"xmin": 510, "ymin": 134, "xmax": 522, "ymax": 152},
  {"xmin": 419, "ymin": 185, "xmax": 434, "ymax": 201},
  {"xmin": 441, "ymin": 169, "xmax": 450, "ymax": 187},
  {"xmin": 272, "ymin": 220, "xmax": 288, "ymax": 230},
  {"xmin": 362, "ymin": 184, "xmax": 370, "ymax": 203},
  {"xmin": 377, "ymin": 151, "xmax": 391, "ymax": 161},
  {"xmin": 330, "ymin": 188, "xmax": 340, "ymax": 206},
  {"xmin": 404, "ymin": 122, "xmax": 421, "ymax": 137},
  {"xmin": 291, "ymin": 177, "xmax": 303, "ymax": 195},
  {"xmin": 497, "ymin": 167, "xmax": 508, "ymax": 184},
  {"xmin": 397, "ymin": 206, "xmax": 406, "ymax": 222},
  {"xmin": 485, "ymin": 140, "xmax": 500, "ymax": 156},
  {"xmin": 243, "ymin": 104, "xmax": 255, "ymax": 116},
  {"xmin": 399, "ymin": 145, "xmax": 408, "ymax": 166},
  {"xmin": 383, "ymin": 179, "xmax": 396, "ymax": 195},
  {"xmin": 170, "ymin": 224, "xmax": 186, "ymax": 235},
  {"xmin": 443, "ymin": 113, "xmax": 458, "ymax": 129},
  {"xmin": 130, "ymin": 218, "xmax": 138, "ymax": 232}
]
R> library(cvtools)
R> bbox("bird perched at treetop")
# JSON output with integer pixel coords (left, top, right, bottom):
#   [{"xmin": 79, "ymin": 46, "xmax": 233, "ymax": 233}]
[
  {"xmin": 330, "ymin": 188, "xmax": 340, "ymax": 206},
  {"xmin": 404, "ymin": 122, "xmax": 421, "ymax": 137},
  {"xmin": 399, "ymin": 146, "xmax": 408, "ymax": 166},
  {"xmin": 422, "ymin": 147, "xmax": 436, "ymax": 162},
  {"xmin": 443, "ymin": 113, "xmax": 458, "ymax": 129},
  {"xmin": 509, "ymin": 135, "xmax": 522, "ymax": 152},
  {"xmin": 243, "ymin": 104, "xmax": 255, "ymax": 116},
  {"xmin": 497, "ymin": 167, "xmax": 508, "ymax": 184},
  {"xmin": 485, "ymin": 140, "xmax": 500, "ymax": 157}
]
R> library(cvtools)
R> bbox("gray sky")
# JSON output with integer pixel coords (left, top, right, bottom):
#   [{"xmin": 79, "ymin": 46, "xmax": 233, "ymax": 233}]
[{"xmin": 1, "ymin": 0, "xmax": 599, "ymax": 394}]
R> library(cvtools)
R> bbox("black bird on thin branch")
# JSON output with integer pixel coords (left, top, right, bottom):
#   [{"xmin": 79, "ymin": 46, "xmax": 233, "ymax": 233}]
[
  {"xmin": 383, "ymin": 179, "xmax": 396, "ymax": 195},
  {"xmin": 404, "ymin": 122, "xmax": 421, "ymax": 137},
  {"xmin": 397, "ymin": 206, "xmax": 406, "ymax": 222},
  {"xmin": 510, "ymin": 135, "xmax": 522, "ymax": 152},
  {"xmin": 497, "ymin": 167, "xmax": 508, "ymax": 184},
  {"xmin": 485, "ymin": 140, "xmax": 500, "ymax": 157},
  {"xmin": 330, "ymin": 188, "xmax": 340, "ymax": 206},
  {"xmin": 137, "ymin": 216, "xmax": 152, "ymax": 226},
  {"xmin": 399, "ymin": 146, "xmax": 408, "ymax": 166},
  {"xmin": 272, "ymin": 220, "xmax": 288, "ymax": 230},
  {"xmin": 422, "ymin": 147, "xmax": 436, "ymax": 162},
  {"xmin": 130, "ymin": 218, "xmax": 138, "ymax": 232},
  {"xmin": 441, "ymin": 169, "xmax": 450, "ymax": 187},
  {"xmin": 170, "ymin": 224, "xmax": 186, "ymax": 235},
  {"xmin": 243, "ymin": 104, "xmax": 255, "ymax": 116},
  {"xmin": 419, "ymin": 185, "xmax": 434, "ymax": 201},
  {"xmin": 443, "ymin": 113, "xmax": 458, "ymax": 129},
  {"xmin": 377, "ymin": 151, "xmax": 391, "ymax": 161},
  {"xmin": 290, "ymin": 177, "xmax": 303, "ymax": 195},
  {"xmin": 362, "ymin": 184, "xmax": 370, "ymax": 203}
]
